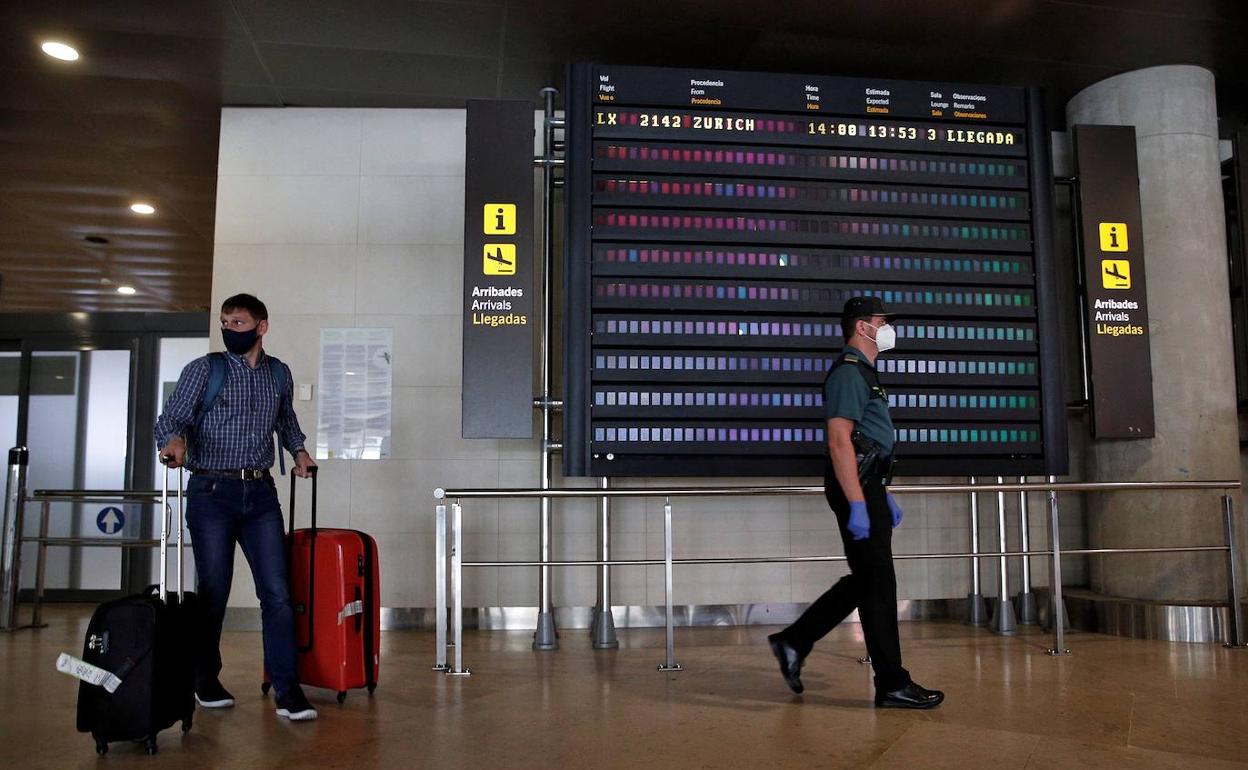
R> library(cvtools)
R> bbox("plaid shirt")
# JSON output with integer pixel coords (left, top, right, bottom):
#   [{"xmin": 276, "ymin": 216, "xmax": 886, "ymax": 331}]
[{"xmin": 155, "ymin": 351, "xmax": 306, "ymax": 471}]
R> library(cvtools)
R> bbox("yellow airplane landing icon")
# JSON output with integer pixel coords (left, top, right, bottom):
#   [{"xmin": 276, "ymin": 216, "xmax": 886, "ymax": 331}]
[
  {"xmin": 1101, "ymin": 259, "xmax": 1130, "ymax": 289},
  {"xmin": 484, "ymin": 243, "xmax": 516, "ymax": 275}
]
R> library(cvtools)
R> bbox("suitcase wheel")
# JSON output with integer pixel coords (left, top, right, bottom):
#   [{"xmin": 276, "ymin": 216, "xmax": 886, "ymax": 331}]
[
  {"xmin": 367, "ymin": 683, "xmax": 376, "ymax": 695},
  {"xmin": 336, "ymin": 691, "xmax": 347, "ymax": 704},
  {"xmin": 144, "ymin": 736, "xmax": 159, "ymax": 756},
  {"xmin": 260, "ymin": 681, "xmax": 272, "ymax": 696},
  {"xmin": 95, "ymin": 741, "xmax": 108, "ymax": 757}
]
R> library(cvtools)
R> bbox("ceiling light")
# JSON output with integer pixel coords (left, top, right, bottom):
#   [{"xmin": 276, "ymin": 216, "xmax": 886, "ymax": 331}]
[
  {"xmin": 130, "ymin": 202, "xmax": 155, "ymax": 215},
  {"xmin": 116, "ymin": 285, "xmax": 137, "ymax": 295},
  {"xmin": 41, "ymin": 41, "xmax": 79, "ymax": 61}
]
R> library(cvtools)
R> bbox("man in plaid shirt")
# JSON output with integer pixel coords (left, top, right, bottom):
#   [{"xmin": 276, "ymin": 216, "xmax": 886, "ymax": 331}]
[{"xmin": 156, "ymin": 293, "xmax": 319, "ymax": 722}]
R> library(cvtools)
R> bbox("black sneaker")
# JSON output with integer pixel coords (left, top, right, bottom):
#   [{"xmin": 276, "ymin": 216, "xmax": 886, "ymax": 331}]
[
  {"xmin": 275, "ymin": 685, "xmax": 318, "ymax": 721},
  {"xmin": 195, "ymin": 679, "xmax": 236, "ymax": 709}
]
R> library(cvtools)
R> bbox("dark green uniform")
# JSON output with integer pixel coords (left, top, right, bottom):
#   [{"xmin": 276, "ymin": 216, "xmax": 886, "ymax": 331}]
[
  {"xmin": 822, "ymin": 345, "xmax": 895, "ymax": 455},
  {"xmin": 780, "ymin": 344, "xmax": 911, "ymax": 693}
]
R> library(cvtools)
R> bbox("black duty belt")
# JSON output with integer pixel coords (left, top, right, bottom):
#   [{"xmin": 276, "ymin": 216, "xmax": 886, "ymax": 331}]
[{"xmin": 193, "ymin": 468, "xmax": 271, "ymax": 481}]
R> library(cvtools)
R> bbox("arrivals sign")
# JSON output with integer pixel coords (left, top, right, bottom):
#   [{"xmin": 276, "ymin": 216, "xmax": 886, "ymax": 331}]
[
  {"xmin": 461, "ymin": 100, "xmax": 535, "ymax": 438},
  {"xmin": 1073, "ymin": 124, "xmax": 1155, "ymax": 438}
]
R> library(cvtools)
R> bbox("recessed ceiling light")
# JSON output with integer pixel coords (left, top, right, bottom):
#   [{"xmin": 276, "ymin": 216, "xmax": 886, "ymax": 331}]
[
  {"xmin": 117, "ymin": 285, "xmax": 137, "ymax": 295},
  {"xmin": 41, "ymin": 41, "xmax": 80, "ymax": 61},
  {"xmin": 130, "ymin": 203, "xmax": 155, "ymax": 215}
]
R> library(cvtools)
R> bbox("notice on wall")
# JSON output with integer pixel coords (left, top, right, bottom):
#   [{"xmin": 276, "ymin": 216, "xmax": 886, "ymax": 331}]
[
  {"xmin": 1073, "ymin": 124, "xmax": 1154, "ymax": 438},
  {"xmin": 461, "ymin": 100, "xmax": 535, "ymax": 438},
  {"xmin": 316, "ymin": 328, "xmax": 393, "ymax": 460}
]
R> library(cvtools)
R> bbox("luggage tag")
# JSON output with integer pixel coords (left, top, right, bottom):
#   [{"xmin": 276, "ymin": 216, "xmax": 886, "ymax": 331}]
[
  {"xmin": 56, "ymin": 653, "xmax": 122, "ymax": 694},
  {"xmin": 337, "ymin": 600, "xmax": 364, "ymax": 626}
]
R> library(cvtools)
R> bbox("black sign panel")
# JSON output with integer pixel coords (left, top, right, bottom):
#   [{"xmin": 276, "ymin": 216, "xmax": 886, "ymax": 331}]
[
  {"xmin": 1073, "ymin": 125, "xmax": 1154, "ymax": 438},
  {"xmin": 462, "ymin": 100, "xmax": 535, "ymax": 439},
  {"xmin": 564, "ymin": 64, "xmax": 1067, "ymax": 477}
]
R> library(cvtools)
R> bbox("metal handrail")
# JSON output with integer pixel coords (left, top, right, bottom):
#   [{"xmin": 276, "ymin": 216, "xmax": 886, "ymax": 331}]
[
  {"xmin": 32, "ymin": 489, "xmax": 162, "ymax": 501},
  {"xmin": 458, "ymin": 546, "xmax": 1232, "ymax": 568},
  {"xmin": 435, "ymin": 480, "xmax": 1240, "ymax": 499},
  {"xmin": 432, "ymin": 479, "xmax": 1245, "ymax": 675},
  {"xmin": 16, "ymin": 489, "xmax": 173, "ymax": 630},
  {"xmin": 21, "ymin": 537, "xmax": 162, "ymax": 548}
]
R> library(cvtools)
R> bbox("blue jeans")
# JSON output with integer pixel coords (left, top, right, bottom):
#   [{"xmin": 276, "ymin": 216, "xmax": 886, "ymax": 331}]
[{"xmin": 186, "ymin": 473, "xmax": 298, "ymax": 694}]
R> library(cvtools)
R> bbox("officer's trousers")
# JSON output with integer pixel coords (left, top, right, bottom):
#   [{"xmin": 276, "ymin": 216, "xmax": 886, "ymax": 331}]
[{"xmin": 780, "ymin": 465, "xmax": 911, "ymax": 692}]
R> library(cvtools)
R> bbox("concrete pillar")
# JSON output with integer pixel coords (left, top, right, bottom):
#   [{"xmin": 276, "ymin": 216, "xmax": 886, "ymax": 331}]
[{"xmin": 1067, "ymin": 66, "xmax": 1240, "ymax": 602}]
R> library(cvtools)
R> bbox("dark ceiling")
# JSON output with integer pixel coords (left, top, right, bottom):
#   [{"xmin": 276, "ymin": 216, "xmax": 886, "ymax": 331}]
[{"xmin": 2, "ymin": 0, "xmax": 1246, "ymax": 312}]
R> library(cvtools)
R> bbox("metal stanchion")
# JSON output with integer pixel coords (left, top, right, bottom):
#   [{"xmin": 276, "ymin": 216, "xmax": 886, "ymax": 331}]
[
  {"xmin": 1, "ymin": 447, "xmax": 29, "ymax": 631},
  {"xmin": 992, "ymin": 476, "xmax": 1017, "ymax": 635},
  {"xmin": 448, "ymin": 501, "xmax": 470, "ymax": 676},
  {"xmin": 658, "ymin": 498, "xmax": 681, "ymax": 672},
  {"xmin": 592, "ymin": 477, "xmax": 619, "ymax": 649},
  {"xmin": 29, "ymin": 501, "xmax": 49, "ymax": 629},
  {"xmin": 1046, "ymin": 476, "xmax": 1070, "ymax": 655},
  {"xmin": 1222, "ymin": 495, "xmax": 1247, "ymax": 648},
  {"xmin": 532, "ymin": 85, "xmax": 559, "ymax": 653},
  {"xmin": 966, "ymin": 477, "xmax": 988, "ymax": 625},
  {"xmin": 1016, "ymin": 476, "xmax": 1038, "ymax": 624},
  {"xmin": 433, "ymin": 503, "xmax": 449, "ymax": 670}
]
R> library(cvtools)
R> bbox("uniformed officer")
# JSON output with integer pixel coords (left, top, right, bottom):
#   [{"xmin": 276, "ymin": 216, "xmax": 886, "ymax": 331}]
[{"xmin": 767, "ymin": 296, "xmax": 944, "ymax": 709}]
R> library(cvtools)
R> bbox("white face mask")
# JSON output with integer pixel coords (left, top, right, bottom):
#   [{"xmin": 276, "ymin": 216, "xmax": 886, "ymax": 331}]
[{"xmin": 864, "ymin": 321, "xmax": 897, "ymax": 353}]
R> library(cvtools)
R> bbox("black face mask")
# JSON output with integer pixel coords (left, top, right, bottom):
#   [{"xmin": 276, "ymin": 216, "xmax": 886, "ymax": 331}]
[{"xmin": 222, "ymin": 327, "xmax": 259, "ymax": 355}]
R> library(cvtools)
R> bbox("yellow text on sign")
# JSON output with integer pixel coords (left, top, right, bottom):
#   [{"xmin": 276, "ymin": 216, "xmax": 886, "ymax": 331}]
[
  {"xmin": 484, "ymin": 203, "xmax": 516, "ymax": 235},
  {"xmin": 1101, "ymin": 259, "xmax": 1131, "ymax": 290},
  {"xmin": 1099, "ymin": 222, "xmax": 1128, "ymax": 252},
  {"xmin": 483, "ymin": 244, "xmax": 516, "ymax": 276}
]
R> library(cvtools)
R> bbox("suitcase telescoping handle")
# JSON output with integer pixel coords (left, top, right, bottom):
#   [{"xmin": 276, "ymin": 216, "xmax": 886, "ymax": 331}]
[
  {"xmin": 157, "ymin": 453, "xmax": 187, "ymax": 604},
  {"xmin": 289, "ymin": 467, "xmax": 318, "ymax": 653}
]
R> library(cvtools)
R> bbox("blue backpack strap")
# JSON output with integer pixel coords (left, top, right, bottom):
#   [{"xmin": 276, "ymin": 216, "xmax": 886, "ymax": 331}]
[
  {"xmin": 267, "ymin": 356, "xmax": 293, "ymax": 475},
  {"xmin": 188, "ymin": 354, "xmax": 227, "ymax": 465},
  {"xmin": 267, "ymin": 355, "xmax": 292, "ymax": 403},
  {"xmin": 199, "ymin": 353, "xmax": 228, "ymax": 418}
]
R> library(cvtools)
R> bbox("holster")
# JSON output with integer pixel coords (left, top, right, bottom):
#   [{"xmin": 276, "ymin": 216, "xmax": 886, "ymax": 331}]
[{"xmin": 850, "ymin": 430, "xmax": 892, "ymax": 482}]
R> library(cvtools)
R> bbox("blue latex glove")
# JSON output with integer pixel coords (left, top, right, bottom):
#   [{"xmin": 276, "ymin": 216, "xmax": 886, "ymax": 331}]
[
  {"xmin": 847, "ymin": 500, "xmax": 870, "ymax": 540},
  {"xmin": 887, "ymin": 493, "xmax": 903, "ymax": 528}
]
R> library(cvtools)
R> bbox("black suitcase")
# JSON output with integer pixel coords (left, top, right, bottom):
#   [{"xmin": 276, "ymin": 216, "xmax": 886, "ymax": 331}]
[{"xmin": 64, "ymin": 463, "xmax": 197, "ymax": 756}]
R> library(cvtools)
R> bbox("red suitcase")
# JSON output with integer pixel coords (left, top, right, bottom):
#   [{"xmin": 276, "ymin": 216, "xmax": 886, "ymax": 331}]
[{"xmin": 264, "ymin": 470, "xmax": 380, "ymax": 703}]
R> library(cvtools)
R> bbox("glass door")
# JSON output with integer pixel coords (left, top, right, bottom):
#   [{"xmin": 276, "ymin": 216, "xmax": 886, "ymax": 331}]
[
  {"xmin": 0, "ymin": 348, "xmax": 18, "ymax": 452},
  {"xmin": 23, "ymin": 346, "xmax": 134, "ymax": 596},
  {"xmin": 146, "ymin": 336, "xmax": 209, "ymax": 585}
]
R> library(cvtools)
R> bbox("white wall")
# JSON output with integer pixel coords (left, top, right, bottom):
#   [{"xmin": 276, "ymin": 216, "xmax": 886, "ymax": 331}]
[{"xmin": 214, "ymin": 107, "xmax": 1084, "ymax": 612}]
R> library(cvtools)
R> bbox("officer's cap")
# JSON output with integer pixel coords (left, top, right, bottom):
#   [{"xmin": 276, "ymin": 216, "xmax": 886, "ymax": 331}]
[{"xmin": 841, "ymin": 296, "xmax": 897, "ymax": 321}]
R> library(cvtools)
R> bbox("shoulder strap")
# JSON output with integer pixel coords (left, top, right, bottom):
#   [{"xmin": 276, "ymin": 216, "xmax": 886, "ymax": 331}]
[
  {"xmin": 825, "ymin": 351, "xmax": 884, "ymax": 396},
  {"xmin": 267, "ymin": 356, "xmax": 293, "ymax": 476},
  {"xmin": 195, "ymin": 353, "xmax": 228, "ymax": 424},
  {"xmin": 187, "ymin": 353, "xmax": 227, "ymax": 468},
  {"xmin": 267, "ymin": 356, "xmax": 292, "ymax": 401}
]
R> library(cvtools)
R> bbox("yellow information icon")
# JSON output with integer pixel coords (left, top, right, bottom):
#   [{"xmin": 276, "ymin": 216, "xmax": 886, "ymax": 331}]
[
  {"xmin": 1101, "ymin": 259, "xmax": 1131, "ymax": 290},
  {"xmin": 483, "ymin": 243, "xmax": 516, "ymax": 276},
  {"xmin": 484, "ymin": 203, "xmax": 516, "ymax": 235},
  {"xmin": 1099, "ymin": 222, "xmax": 1128, "ymax": 252}
]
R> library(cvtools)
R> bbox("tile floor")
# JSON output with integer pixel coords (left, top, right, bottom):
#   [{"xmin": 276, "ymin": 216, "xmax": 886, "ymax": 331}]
[{"xmin": 4, "ymin": 606, "xmax": 1247, "ymax": 768}]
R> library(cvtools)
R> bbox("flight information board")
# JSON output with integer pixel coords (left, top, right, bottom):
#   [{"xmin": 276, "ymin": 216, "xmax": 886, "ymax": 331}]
[{"xmin": 563, "ymin": 63, "xmax": 1066, "ymax": 478}]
